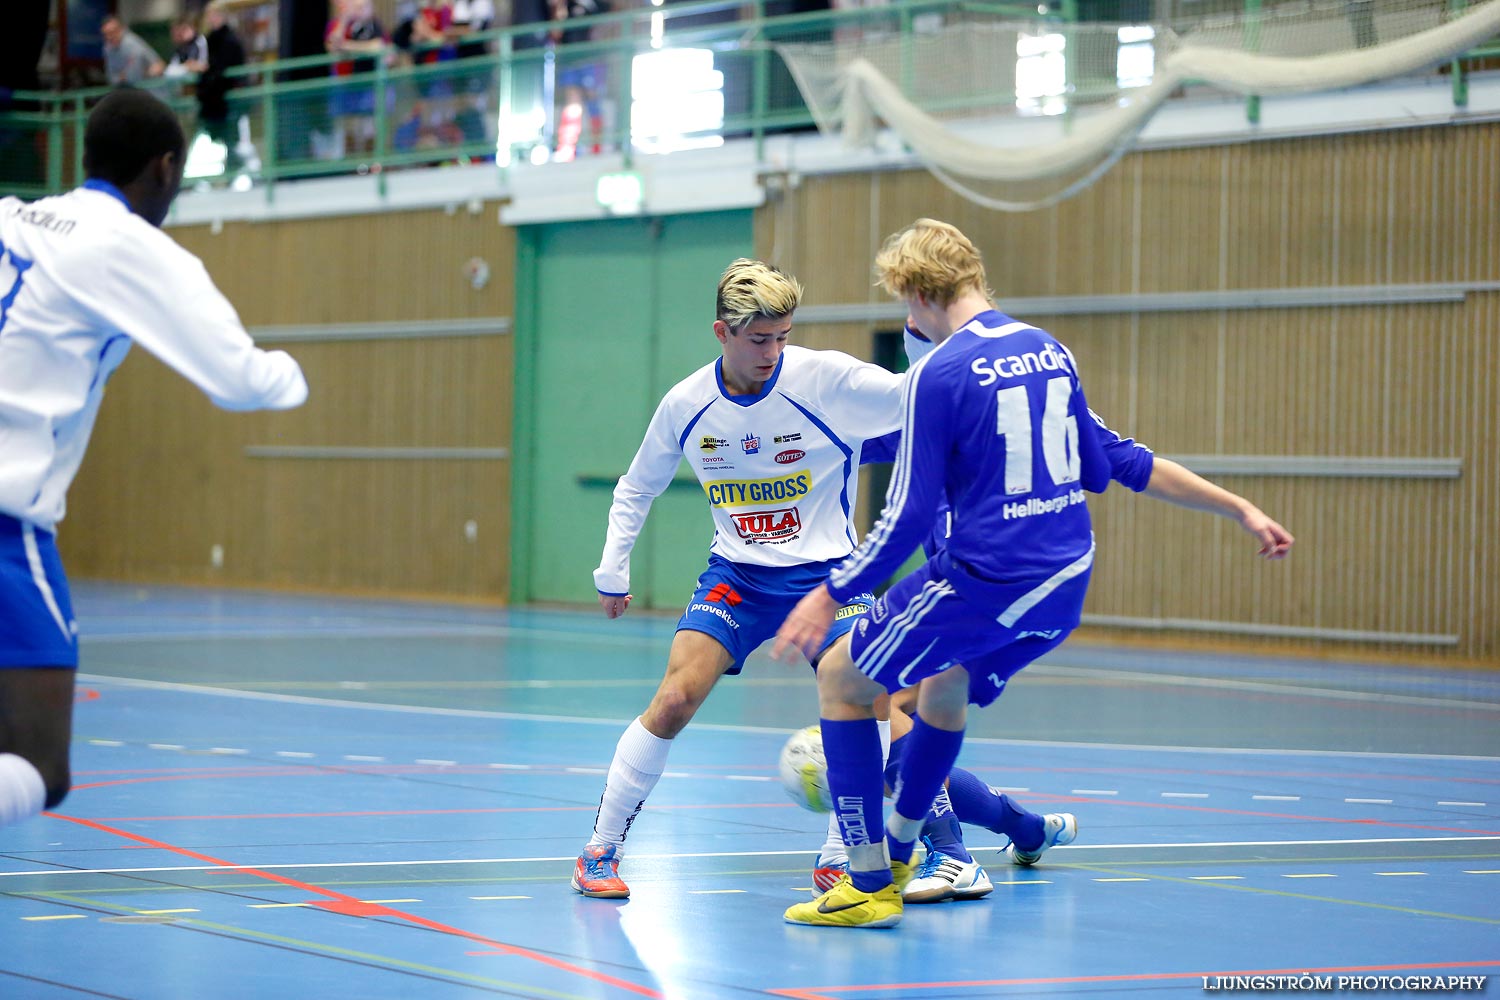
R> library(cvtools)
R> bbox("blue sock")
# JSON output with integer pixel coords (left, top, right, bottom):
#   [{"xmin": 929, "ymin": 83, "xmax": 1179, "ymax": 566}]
[
  {"xmin": 820, "ymin": 718, "xmax": 889, "ymax": 893},
  {"xmin": 889, "ymin": 716, "xmax": 964, "ymax": 865},
  {"xmin": 947, "ymin": 767, "xmax": 1044, "ymax": 850},
  {"xmin": 919, "ymin": 786, "xmax": 973, "ymax": 863}
]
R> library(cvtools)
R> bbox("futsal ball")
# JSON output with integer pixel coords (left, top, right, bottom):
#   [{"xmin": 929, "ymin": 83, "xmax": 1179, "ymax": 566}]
[{"xmin": 778, "ymin": 724, "xmax": 832, "ymax": 813}]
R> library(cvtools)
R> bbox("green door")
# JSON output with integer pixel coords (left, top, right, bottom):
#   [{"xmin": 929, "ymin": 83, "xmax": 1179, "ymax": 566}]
[{"xmin": 513, "ymin": 210, "xmax": 754, "ymax": 607}]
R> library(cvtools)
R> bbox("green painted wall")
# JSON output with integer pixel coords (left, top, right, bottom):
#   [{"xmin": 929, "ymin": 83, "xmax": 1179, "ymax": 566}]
[{"xmin": 512, "ymin": 210, "xmax": 754, "ymax": 607}]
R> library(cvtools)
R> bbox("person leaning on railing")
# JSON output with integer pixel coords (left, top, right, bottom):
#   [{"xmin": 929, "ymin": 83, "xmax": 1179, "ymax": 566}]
[{"xmin": 101, "ymin": 15, "xmax": 165, "ymax": 87}]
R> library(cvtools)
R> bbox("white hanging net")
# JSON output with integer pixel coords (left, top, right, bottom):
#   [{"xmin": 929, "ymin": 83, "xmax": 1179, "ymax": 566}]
[{"xmin": 774, "ymin": 0, "xmax": 1500, "ymax": 210}]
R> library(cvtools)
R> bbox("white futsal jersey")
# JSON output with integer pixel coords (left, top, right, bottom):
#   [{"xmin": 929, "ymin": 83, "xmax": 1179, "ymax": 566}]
[
  {"xmin": 0, "ymin": 183, "xmax": 307, "ymax": 530},
  {"xmin": 594, "ymin": 345, "xmax": 910, "ymax": 596}
]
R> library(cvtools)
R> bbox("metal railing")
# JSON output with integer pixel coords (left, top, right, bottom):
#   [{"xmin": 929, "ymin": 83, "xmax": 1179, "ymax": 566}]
[{"xmin": 1, "ymin": 0, "xmax": 1494, "ymax": 202}]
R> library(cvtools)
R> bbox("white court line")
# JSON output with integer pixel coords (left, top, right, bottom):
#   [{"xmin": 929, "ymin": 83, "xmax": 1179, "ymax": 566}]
[
  {"xmin": 80, "ymin": 624, "xmax": 660, "ymax": 648},
  {"xmin": 3, "ymin": 836, "xmax": 1497, "ymax": 878},
  {"xmin": 76, "ymin": 673, "xmax": 1500, "ymax": 761},
  {"xmin": 78, "ymin": 627, "xmax": 1500, "ymax": 714},
  {"xmin": 1033, "ymin": 663, "xmax": 1500, "ymax": 713}
]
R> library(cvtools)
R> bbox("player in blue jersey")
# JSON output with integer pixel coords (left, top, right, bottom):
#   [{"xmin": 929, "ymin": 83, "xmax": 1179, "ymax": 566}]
[
  {"xmin": 0, "ymin": 90, "xmax": 308, "ymax": 833},
  {"xmin": 775, "ymin": 218, "xmax": 1293, "ymax": 928},
  {"xmin": 575, "ymin": 259, "xmax": 1030, "ymax": 902}
]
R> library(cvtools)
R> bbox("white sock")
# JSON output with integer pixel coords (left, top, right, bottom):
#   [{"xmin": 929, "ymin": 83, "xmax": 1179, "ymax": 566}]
[
  {"xmin": 818, "ymin": 718, "xmax": 895, "ymax": 864},
  {"xmin": 0, "ymin": 754, "xmax": 46, "ymax": 830},
  {"xmin": 820, "ymin": 809, "xmax": 845, "ymax": 862},
  {"xmin": 586, "ymin": 717, "xmax": 672, "ymax": 855}
]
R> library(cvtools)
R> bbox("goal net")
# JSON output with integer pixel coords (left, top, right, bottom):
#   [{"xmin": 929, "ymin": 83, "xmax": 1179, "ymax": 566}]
[{"xmin": 774, "ymin": 0, "xmax": 1500, "ymax": 210}]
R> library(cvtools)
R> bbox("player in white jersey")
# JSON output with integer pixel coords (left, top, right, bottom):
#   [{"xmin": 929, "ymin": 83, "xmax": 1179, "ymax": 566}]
[
  {"xmin": 0, "ymin": 90, "xmax": 308, "ymax": 833},
  {"xmin": 776, "ymin": 219, "xmax": 1294, "ymax": 928},
  {"xmin": 573, "ymin": 258, "xmax": 920, "ymax": 898}
]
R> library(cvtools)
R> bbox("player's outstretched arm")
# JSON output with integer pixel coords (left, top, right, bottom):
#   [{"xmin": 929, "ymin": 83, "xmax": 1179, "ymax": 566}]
[{"xmin": 1143, "ymin": 457, "xmax": 1294, "ymax": 559}]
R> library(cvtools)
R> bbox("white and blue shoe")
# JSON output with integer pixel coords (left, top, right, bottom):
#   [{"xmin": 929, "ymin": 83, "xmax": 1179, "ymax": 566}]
[
  {"xmin": 903, "ymin": 837, "xmax": 993, "ymax": 903},
  {"xmin": 1006, "ymin": 812, "xmax": 1077, "ymax": 867}
]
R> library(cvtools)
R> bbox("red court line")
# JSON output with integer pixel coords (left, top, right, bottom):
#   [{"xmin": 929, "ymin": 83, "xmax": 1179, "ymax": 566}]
[
  {"xmin": 42, "ymin": 811, "xmax": 662, "ymax": 999},
  {"xmin": 765, "ymin": 960, "xmax": 1500, "ymax": 998}
]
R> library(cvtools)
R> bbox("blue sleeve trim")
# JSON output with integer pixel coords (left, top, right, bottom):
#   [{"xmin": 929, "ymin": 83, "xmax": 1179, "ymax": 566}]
[
  {"xmin": 677, "ymin": 397, "xmax": 718, "ymax": 451},
  {"xmin": 780, "ymin": 392, "xmax": 856, "ymax": 546}
]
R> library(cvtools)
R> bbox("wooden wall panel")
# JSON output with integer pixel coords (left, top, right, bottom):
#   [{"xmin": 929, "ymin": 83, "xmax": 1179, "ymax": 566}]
[
  {"xmin": 756, "ymin": 122, "xmax": 1500, "ymax": 661},
  {"xmin": 172, "ymin": 205, "xmax": 516, "ymax": 325},
  {"xmin": 59, "ymin": 203, "xmax": 516, "ymax": 602}
]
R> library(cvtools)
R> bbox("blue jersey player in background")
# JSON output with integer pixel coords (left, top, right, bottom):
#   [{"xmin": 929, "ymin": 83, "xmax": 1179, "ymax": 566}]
[{"xmin": 775, "ymin": 218, "xmax": 1294, "ymax": 928}]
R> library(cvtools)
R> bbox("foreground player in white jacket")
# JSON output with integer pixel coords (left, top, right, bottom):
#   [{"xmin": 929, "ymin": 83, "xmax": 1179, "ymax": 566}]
[
  {"xmin": 574, "ymin": 258, "xmax": 914, "ymax": 898},
  {"xmin": 0, "ymin": 89, "xmax": 308, "ymax": 832}
]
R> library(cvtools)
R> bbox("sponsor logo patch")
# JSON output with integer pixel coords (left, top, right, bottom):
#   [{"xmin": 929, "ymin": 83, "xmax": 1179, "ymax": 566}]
[
  {"xmin": 834, "ymin": 602, "xmax": 870, "ymax": 621},
  {"xmin": 700, "ymin": 436, "xmax": 730, "ymax": 453},
  {"xmin": 705, "ymin": 583, "xmax": 743, "ymax": 607},
  {"xmin": 773, "ymin": 433, "xmax": 802, "ymax": 444},
  {"xmin": 741, "ymin": 433, "xmax": 761, "ymax": 455},
  {"xmin": 704, "ymin": 472, "xmax": 813, "ymax": 508},
  {"xmin": 730, "ymin": 507, "xmax": 802, "ymax": 541},
  {"xmin": 774, "ymin": 449, "xmax": 805, "ymax": 465}
]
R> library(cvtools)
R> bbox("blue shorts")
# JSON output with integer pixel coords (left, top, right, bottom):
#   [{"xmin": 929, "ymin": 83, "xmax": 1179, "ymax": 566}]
[
  {"xmin": 0, "ymin": 514, "xmax": 79, "ymax": 669},
  {"xmin": 677, "ymin": 554, "xmax": 874, "ymax": 674},
  {"xmin": 847, "ymin": 548, "xmax": 1092, "ymax": 707}
]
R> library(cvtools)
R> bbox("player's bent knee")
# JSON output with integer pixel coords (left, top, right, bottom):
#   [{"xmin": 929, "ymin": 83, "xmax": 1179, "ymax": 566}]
[{"xmin": 643, "ymin": 689, "xmax": 701, "ymax": 736}]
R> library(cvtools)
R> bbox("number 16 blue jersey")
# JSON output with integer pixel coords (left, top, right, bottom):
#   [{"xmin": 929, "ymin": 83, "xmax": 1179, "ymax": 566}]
[{"xmin": 828, "ymin": 310, "xmax": 1155, "ymax": 605}]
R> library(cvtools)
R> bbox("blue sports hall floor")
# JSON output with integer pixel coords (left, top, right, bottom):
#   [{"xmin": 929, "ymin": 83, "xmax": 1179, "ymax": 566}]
[{"xmin": 1, "ymin": 582, "xmax": 1496, "ymax": 999}]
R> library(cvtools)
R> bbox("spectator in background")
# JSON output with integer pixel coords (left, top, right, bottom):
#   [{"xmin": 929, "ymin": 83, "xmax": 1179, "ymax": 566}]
[
  {"xmin": 452, "ymin": 0, "xmax": 498, "ymax": 36},
  {"xmin": 324, "ymin": 0, "xmax": 388, "ymax": 156},
  {"xmin": 326, "ymin": 0, "xmax": 388, "ymax": 71},
  {"xmin": 199, "ymin": 2, "xmax": 249, "ymax": 171},
  {"xmin": 163, "ymin": 15, "xmax": 208, "ymax": 79},
  {"xmin": 410, "ymin": 0, "xmax": 460, "ymax": 63},
  {"xmin": 548, "ymin": 0, "xmax": 609, "ymax": 157},
  {"xmin": 101, "ymin": 16, "xmax": 165, "ymax": 87},
  {"xmin": 547, "ymin": 0, "xmax": 607, "ymax": 46}
]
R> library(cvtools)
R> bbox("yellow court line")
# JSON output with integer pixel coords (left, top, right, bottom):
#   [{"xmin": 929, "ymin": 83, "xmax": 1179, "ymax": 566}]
[
  {"xmin": 138, "ymin": 908, "xmax": 200, "ymax": 914},
  {"xmin": 248, "ymin": 902, "xmax": 312, "ymax": 909},
  {"xmin": 1189, "ymin": 876, "xmax": 1244, "ymax": 881},
  {"xmin": 21, "ymin": 914, "xmax": 88, "ymax": 921},
  {"xmin": 1282, "ymin": 873, "xmax": 1338, "ymax": 878},
  {"xmin": 1374, "ymin": 872, "xmax": 1429, "ymax": 876},
  {"xmin": 469, "ymin": 895, "xmax": 532, "ymax": 900},
  {"xmin": 1093, "ymin": 877, "xmax": 1150, "ymax": 882}
]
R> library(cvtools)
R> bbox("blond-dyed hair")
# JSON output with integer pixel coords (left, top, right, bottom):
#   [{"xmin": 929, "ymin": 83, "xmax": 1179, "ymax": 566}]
[
  {"xmin": 716, "ymin": 258, "xmax": 804, "ymax": 332},
  {"xmin": 874, "ymin": 218, "xmax": 993, "ymax": 307}
]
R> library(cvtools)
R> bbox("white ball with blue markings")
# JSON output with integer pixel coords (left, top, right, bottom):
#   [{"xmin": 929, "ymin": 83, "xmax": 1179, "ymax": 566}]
[{"xmin": 778, "ymin": 724, "xmax": 831, "ymax": 813}]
